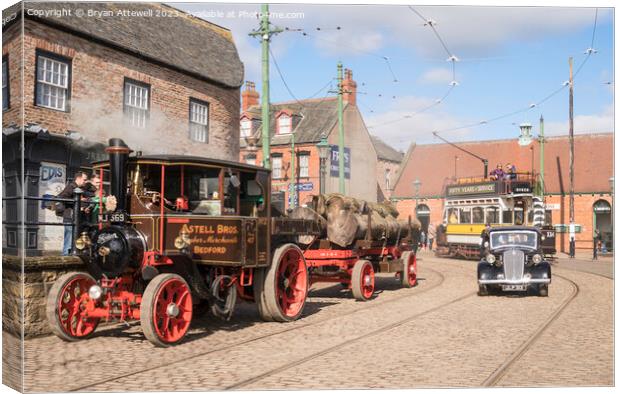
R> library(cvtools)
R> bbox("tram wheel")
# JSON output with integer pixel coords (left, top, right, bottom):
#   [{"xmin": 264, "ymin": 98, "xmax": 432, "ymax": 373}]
[
  {"xmin": 253, "ymin": 267, "xmax": 274, "ymax": 321},
  {"xmin": 264, "ymin": 244, "xmax": 309, "ymax": 322},
  {"xmin": 351, "ymin": 259, "xmax": 375, "ymax": 301},
  {"xmin": 46, "ymin": 272, "xmax": 100, "ymax": 341},
  {"xmin": 141, "ymin": 273, "xmax": 193, "ymax": 347},
  {"xmin": 400, "ymin": 251, "xmax": 417, "ymax": 288}
]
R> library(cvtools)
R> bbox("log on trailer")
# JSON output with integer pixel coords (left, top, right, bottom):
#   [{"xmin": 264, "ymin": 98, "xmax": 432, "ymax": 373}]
[{"xmin": 294, "ymin": 194, "xmax": 421, "ymax": 247}]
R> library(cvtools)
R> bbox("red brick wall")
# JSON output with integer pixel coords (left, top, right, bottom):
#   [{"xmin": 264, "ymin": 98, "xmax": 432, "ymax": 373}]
[
  {"xmin": 2, "ymin": 22, "xmax": 22, "ymax": 125},
  {"xmin": 240, "ymin": 144, "xmax": 322, "ymax": 208},
  {"xmin": 3, "ymin": 19, "xmax": 240, "ymax": 161}
]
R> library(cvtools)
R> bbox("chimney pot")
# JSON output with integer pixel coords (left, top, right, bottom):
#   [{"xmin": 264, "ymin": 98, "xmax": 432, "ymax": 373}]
[{"xmin": 242, "ymin": 81, "xmax": 260, "ymax": 111}]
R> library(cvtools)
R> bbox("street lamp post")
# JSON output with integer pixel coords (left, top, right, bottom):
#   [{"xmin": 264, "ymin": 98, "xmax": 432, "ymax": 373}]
[
  {"xmin": 413, "ymin": 179, "xmax": 421, "ymax": 218},
  {"xmin": 316, "ymin": 134, "xmax": 330, "ymax": 195}
]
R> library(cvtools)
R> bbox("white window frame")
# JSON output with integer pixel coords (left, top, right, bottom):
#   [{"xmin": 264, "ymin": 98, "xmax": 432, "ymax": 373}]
[
  {"xmin": 299, "ymin": 154, "xmax": 309, "ymax": 178},
  {"xmin": 35, "ymin": 54, "xmax": 70, "ymax": 111},
  {"xmin": 240, "ymin": 119, "xmax": 252, "ymax": 138},
  {"xmin": 124, "ymin": 79, "xmax": 150, "ymax": 128},
  {"xmin": 189, "ymin": 99, "xmax": 209, "ymax": 143},
  {"xmin": 245, "ymin": 155, "xmax": 256, "ymax": 166},
  {"xmin": 277, "ymin": 114, "xmax": 292, "ymax": 134},
  {"xmin": 272, "ymin": 156, "xmax": 282, "ymax": 179}
]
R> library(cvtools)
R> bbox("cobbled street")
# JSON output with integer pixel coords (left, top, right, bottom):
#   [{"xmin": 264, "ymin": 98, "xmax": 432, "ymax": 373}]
[{"xmin": 5, "ymin": 252, "xmax": 613, "ymax": 392}]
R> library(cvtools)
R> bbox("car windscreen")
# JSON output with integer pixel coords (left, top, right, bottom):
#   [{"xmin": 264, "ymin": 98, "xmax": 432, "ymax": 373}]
[{"xmin": 490, "ymin": 231, "xmax": 537, "ymax": 249}]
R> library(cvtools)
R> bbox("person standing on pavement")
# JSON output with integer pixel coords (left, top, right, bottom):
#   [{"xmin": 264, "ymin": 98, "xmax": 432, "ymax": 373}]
[
  {"xmin": 427, "ymin": 223, "xmax": 436, "ymax": 251},
  {"xmin": 569, "ymin": 235, "xmax": 576, "ymax": 259},
  {"xmin": 56, "ymin": 171, "xmax": 88, "ymax": 255},
  {"xmin": 420, "ymin": 230, "xmax": 426, "ymax": 250},
  {"xmin": 593, "ymin": 229, "xmax": 601, "ymax": 260}
]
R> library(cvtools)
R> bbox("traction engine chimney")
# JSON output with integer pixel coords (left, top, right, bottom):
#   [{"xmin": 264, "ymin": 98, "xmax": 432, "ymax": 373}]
[{"xmin": 105, "ymin": 138, "xmax": 132, "ymax": 212}]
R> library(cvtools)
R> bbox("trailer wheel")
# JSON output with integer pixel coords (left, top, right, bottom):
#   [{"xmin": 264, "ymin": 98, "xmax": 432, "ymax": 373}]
[
  {"xmin": 264, "ymin": 244, "xmax": 308, "ymax": 322},
  {"xmin": 141, "ymin": 273, "xmax": 193, "ymax": 347},
  {"xmin": 400, "ymin": 251, "xmax": 417, "ymax": 288},
  {"xmin": 351, "ymin": 259, "xmax": 375, "ymax": 301},
  {"xmin": 252, "ymin": 267, "xmax": 274, "ymax": 321},
  {"xmin": 46, "ymin": 272, "xmax": 100, "ymax": 341}
]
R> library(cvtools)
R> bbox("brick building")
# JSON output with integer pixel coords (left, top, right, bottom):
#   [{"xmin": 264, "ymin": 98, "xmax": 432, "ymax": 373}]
[
  {"xmin": 239, "ymin": 70, "xmax": 390, "ymax": 209},
  {"xmin": 391, "ymin": 133, "xmax": 613, "ymax": 253},
  {"xmin": 2, "ymin": 2, "xmax": 244, "ymax": 255},
  {"xmin": 372, "ymin": 136, "xmax": 404, "ymax": 201}
]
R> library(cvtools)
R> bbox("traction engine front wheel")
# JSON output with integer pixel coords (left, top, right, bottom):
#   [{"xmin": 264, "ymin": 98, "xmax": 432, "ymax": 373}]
[
  {"xmin": 140, "ymin": 273, "xmax": 193, "ymax": 347},
  {"xmin": 46, "ymin": 272, "xmax": 100, "ymax": 341}
]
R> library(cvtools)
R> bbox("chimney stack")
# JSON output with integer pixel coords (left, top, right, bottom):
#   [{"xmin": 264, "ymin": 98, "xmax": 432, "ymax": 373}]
[
  {"xmin": 241, "ymin": 81, "xmax": 260, "ymax": 112},
  {"xmin": 342, "ymin": 69, "xmax": 357, "ymax": 106}
]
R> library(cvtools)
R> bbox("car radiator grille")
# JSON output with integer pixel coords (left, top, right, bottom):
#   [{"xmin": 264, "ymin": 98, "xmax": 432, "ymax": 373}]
[{"xmin": 503, "ymin": 249, "xmax": 525, "ymax": 281}]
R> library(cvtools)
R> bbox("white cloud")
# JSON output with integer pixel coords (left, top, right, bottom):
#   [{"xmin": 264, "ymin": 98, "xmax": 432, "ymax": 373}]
[
  {"xmin": 419, "ymin": 68, "xmax": 453, "ymax": 84},
  {"xmin": 544, "ymin": 105, "xmax": 614, "ymax": 135},
  {"xmin": 365, "ymin": 95, "xmax": 475, "ymax": 150}
]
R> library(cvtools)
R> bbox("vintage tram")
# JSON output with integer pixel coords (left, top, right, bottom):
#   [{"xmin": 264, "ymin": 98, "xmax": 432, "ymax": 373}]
[
  {"xmin": 435, "ymin": 174, "xmax": 556, "ymax": 259},
  {"xmin": 46, "ymin": 138, "xmax": 419, "ymax": 347}
]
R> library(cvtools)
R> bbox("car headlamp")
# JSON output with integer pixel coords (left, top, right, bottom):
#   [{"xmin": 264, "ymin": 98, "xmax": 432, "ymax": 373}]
[
  {"xmin": 532, "ymin": 254, "xmax": 543, "ymax": 265},
  {"xmin": 486, "ymin": 253, "xmax": 496, "ymax": 264}
]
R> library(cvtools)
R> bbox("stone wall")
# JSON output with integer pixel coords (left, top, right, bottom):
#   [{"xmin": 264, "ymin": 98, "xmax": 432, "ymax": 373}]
[{"xmin": 3, "ymin": 255, "xmax": 85, "ymax": 338}]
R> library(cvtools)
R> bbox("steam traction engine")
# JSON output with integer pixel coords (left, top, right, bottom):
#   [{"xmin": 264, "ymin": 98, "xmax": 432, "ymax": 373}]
[{"xmin": 46, "ymin": 139, "xmax": 319, "ymax": 346}]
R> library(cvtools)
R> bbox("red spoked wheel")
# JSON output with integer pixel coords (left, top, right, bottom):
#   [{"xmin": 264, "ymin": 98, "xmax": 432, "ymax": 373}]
[
  {"xmin": 141, "ymin": 273, "xmax": 193, "ymax": 347},
  {"xmin": 264, "ymin": 244, "xmax": 308, "ymax": 322},
  {"xmin": 400, "ymin": 251, "xmax": 418, "ymax": 288},
  {"xmin": 351, "ymin": 259, "xmax": 375, "ymax": 301},
  {"xmin": 46, "ymin": 272, "xmax": 100, "ymax": 341}
]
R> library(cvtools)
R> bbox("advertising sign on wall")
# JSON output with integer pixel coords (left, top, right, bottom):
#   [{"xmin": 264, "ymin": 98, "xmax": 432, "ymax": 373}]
[
  {"xmin": 39, "ymin": 162, "xmax": 66, "ymax": 251},
  {"xmin": 329, "ymin": 145, "xmax": 351, "ymax": 179}
]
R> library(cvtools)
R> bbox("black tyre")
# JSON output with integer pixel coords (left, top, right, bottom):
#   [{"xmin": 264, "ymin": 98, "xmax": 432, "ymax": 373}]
[
  {"xmin": 46, "ymin": 272, "xmax": 100, "ymax": 341},
  {"xmin": 140, "ymin": 273, "xmax": 193, "ymax": 347},
  {"xmin": 538, "ymin": 284, "xmax": 549, "ymax": 297},
  {"xmin": 478, "ymin": 284, "xmax": 489, "ymax": 296}
]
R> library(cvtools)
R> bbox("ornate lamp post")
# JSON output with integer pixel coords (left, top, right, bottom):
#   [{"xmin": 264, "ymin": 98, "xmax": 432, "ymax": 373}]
[{"xmin": 316, "ymin": 134, "xmax": 330, "ymax": 195}]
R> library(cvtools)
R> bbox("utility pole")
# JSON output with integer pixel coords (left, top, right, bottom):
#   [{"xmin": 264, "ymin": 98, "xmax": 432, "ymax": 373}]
[
  {"xmin": 249, "ymin": 4, "xmax": 283, "ymax": 169},
  {"xmin": 289, "ymin": 132, "xmax": 296, "ymax": 209},
  {"xmin": 568, "ymin": 57, "xmax": 575, "ymax": 225},
  {"xmin": 337, "ymin": 62, "xmax": 345, "ymax": 194},
  {"xmin": 539, "ymin": 115, "xmax": 545, "ymax": 197}
]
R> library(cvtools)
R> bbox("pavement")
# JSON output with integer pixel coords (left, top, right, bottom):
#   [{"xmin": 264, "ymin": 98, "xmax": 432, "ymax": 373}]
[{"xmin": 2, "ymin": 253, "xmax": 613, "ymax": 392}]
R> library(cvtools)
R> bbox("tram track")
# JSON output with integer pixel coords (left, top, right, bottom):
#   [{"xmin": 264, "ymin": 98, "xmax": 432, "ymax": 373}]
[
  {"xmin": 70, "ymin": 265, "xmax": 449, "ymax": 392},
  {"xmin": 227, "ymin": 290, "xmax": 478, "ymax": 390},
  {"xmin": 481, "ymin": 272, "xmax": 580, "ymax": 387}
]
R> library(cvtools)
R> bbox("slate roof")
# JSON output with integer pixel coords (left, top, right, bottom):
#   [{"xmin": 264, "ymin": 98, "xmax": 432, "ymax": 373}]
[
  {"xmin": 3, "ymin": 2, "xmax": 243, "ymax": 88},
  {"xmin": 242, "ymin": 97, "xmax": 341, "ymax": 146},
  {"xmin": 371, "ymin": 135, "xmax": 404, "ymax": 163},
  {"xmin": 392, "ymin": 133, "xmax": 614, "ymax": 198}
]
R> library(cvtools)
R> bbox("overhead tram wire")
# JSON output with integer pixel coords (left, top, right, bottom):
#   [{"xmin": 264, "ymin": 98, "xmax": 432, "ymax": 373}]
[
  {"xmin": 428, "ymin": 7, "xmax": 600, "ymax": 138},
  {"xmin": 366, "ymin": 7, "xmax": 460, "ymax": 130}
]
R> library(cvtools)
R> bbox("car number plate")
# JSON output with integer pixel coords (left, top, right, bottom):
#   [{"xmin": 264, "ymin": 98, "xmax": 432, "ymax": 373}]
[{"xmin": 502, "ymin": 284, "xmax": 527, "ymax": 291}]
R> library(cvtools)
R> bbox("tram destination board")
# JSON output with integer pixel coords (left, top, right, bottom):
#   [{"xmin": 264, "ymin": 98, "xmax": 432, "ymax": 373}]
[{"xmin": 446, "ymin": 182, "xmax": 497, "ymax": 197}]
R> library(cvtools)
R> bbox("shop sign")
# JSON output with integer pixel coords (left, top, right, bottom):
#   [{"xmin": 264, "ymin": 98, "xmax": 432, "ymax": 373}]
[
  {"xmin": 329, "ymin": 146, "xmax": 351, "ymax": 179},
  {"xmin": 292, "ymin": 182, "xmax": 314, "ymax": 192},
  {"xmin": 39, "ymin": 162, "xmax": 66, "ymax": 251},
  {"xmin": 446, "ymin": 182, "xmax": 497, "ymax": 197}
]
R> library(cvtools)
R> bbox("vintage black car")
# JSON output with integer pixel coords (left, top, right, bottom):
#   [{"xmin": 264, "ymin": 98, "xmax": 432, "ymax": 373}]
[{"xmin": 477, "ymin": 226, "xmax": 551, "ymax": 296}]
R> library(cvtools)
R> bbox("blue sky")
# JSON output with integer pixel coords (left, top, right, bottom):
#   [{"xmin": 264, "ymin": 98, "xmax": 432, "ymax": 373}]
[{"xmin": 176, "ymin": 2, "xmax": 614, "ymax": 151}]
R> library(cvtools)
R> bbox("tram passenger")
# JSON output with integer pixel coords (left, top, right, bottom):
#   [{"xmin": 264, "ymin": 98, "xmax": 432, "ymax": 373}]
[
  {"xmin": 505, "ymin": 163, "xmax": 517, "ymax": 180},
  {"xmin": 490, "ymin": 164, "xmax": 504, "ymax": 180}
]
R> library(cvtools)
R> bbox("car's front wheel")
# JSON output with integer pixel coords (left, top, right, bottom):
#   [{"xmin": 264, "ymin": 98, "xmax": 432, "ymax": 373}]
[
  {"xmin": 478, "ymin": 284, "xmax": 489, "ymax": 296},
  {"xmin": 538, "ymin": 284, "xmax": 549, "ymax": 297}
]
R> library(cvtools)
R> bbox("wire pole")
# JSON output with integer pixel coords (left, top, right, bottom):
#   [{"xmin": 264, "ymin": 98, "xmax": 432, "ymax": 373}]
[
  {"xmin": 539, "ymin": 115, "xmax": 545, "ymax": 197},
  {"xmin": 337, "ymin": 62, "xmax": 345, "ymax": 194},
  {"xmin": 289, "ymin": 132, "xmax": 296, "ymax": 209},
  {"xmin": 568, "ymin": 57, "xmax": 575, "ymax": 225},
  {"xmin": 249, "ymin": 4, "xmax": 283, "ymax": 169}
]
